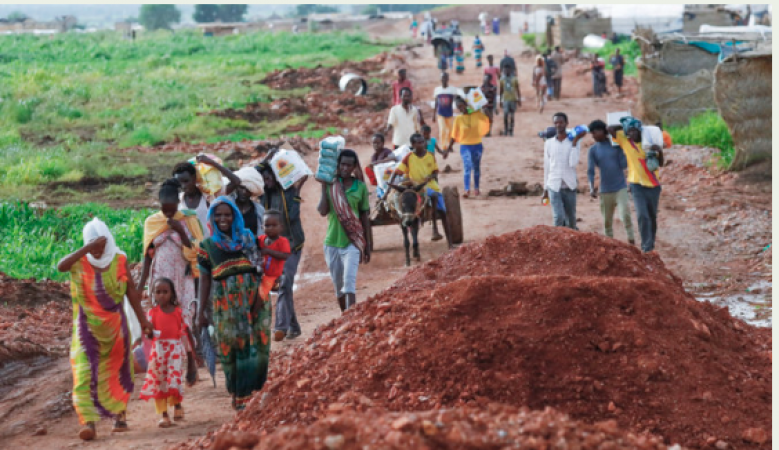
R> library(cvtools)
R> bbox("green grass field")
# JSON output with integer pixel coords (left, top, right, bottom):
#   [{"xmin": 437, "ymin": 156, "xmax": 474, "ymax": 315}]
[{"xmin": 0, "ymin": 30, "xmax": 387, "ymax": 201}]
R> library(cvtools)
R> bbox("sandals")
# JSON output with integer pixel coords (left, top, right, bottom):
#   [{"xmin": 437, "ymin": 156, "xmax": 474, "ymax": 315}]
[
  {"xmin": 431, "ymin": 233, "xmax": 444, "ymax": 242},
  {"xmin": 474, "ymin": 189, "xmax": 480, "ymax": 197},
  {"xmin": 462, "ymin": 191, "xmax": 470, "ymax": 199},
  {"xmin": 112, "ymin": 411, "xmax": 129, "ymax": 433},
  {"xmin": 79, "ymin": 422, "xmax": 96, "ymax": 441},
  {"xmin": 173, "ymin": 405, "xmax": 185, "ymax": 422},
  {"xmin": 158, "ymin": 414, "xmax": 172, "ymax": 428}
]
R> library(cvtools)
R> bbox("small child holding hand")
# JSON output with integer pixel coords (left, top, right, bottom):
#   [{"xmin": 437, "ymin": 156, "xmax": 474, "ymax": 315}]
[{"xmin": 139, "ymin": 278, "xmax": 197, "ymax": 428}]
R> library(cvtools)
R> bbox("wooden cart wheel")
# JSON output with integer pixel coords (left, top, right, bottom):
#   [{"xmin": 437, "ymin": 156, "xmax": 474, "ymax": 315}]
[{"xmin": 443, "ymin": 186, "xmax": 464, "ymax": 244}]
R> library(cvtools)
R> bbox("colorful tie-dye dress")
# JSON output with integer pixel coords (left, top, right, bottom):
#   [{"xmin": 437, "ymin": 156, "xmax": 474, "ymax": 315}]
[
  {"xmin": 69, "ymin": 254, "xmax": 134, "ymax": 425},
  {"xmin": 197, "ymin": 238, "xmax": 270, "ymax": 410}
]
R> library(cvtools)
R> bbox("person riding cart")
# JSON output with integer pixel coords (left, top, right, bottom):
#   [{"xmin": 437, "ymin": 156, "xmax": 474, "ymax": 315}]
[{"xmin": 387, "ymin": 133, "xmax": 451, "ymax": 248}]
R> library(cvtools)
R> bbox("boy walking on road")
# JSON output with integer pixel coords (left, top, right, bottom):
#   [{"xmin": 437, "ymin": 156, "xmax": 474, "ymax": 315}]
[
  {"xmin": 587, "ymin": 120, "xmax": 635, "ymax": 244},
  {"xmin": 499, "ymin": 65, "xmax": 520, "ymax": 136},
  {"xmin": 391, "ymin": 69, "xmax": 412, "ymax": 106},
  {"xmin": 542, "ymin": 112, "xmax": 584, "ymax": 229}
]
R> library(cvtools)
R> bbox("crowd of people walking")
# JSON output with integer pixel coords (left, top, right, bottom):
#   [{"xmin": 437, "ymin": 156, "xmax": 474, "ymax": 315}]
[{"xmin": 58, "ymin": 25, "xmax": 661, "ymax": 442}]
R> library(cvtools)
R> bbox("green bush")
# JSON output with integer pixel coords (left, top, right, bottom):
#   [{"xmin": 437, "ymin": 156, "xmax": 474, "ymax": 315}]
[
  {"xmin": 0, "ymin": 201, "xmax": 152, "ymax": 281},
  {"xmin": 521, "ymin": 33, "xmax": 546, "ymax": 51},
  {"xmin": 667, "ymin": 111, "xmax": 735, "ymax": 167},
  {"xmin": 584, "ymin": 40, "xmax": 641, "ymax": 76}
]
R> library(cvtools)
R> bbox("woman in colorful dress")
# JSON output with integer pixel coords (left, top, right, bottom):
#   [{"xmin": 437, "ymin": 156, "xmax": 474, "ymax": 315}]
[
  {"xmin": 197, "ymin": 196, "xmax": 270, "ymax": 410},
  {"xmin": 454, "ymin": 40, "xmax": 465, "ymax": 74},
  {"xmin": 57, "ymin": 218, "xmax": 152, "ymax": 441},
  {"xmin": 473, "ymin": 35, "xmax": 484, "ymax": 68},
  {"xmin": 139, "ymin": 179, "xmax": 204, "ymax": 340}
]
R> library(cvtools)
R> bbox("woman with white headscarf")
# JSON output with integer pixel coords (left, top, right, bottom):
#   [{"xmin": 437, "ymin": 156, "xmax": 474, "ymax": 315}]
[
  {"xmin": 57, "ymin": 218, "xmax": 152, "ymax": 441},
  {"xmin": 231, "ymin": 167, "xmax": 266, "ymax": 236}
]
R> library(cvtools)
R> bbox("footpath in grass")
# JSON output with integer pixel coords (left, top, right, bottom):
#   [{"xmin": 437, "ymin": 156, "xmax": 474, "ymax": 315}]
[{"xmin": 0, "ymin": 30, "xmax": 387, "ymax": 201}]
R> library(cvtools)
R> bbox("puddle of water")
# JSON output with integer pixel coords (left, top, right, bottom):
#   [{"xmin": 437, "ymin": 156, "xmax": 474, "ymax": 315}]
[
  {"xmin": 292, "ymin": 271, "xmax": 331, "ymax": 292},
  {"xmin": 695, "ymin": 280, "xmax": 772, "ymax": 328}
]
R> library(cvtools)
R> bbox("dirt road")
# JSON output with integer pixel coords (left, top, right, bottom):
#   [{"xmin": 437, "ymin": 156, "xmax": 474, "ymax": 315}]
[{"xmin": 3, "ymin": 31, "xmax": 770, "ymax": 449}]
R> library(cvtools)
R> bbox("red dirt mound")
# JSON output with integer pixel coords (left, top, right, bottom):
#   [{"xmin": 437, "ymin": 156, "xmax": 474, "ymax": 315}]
[
  {"xmin": 180, "ymin": 227, "xmax": 771, "ymax": 450},
  {"xmin": 258, "ymin": 53, "xmax": 389, "ymax": 91},
  {"xmin": 393, "ymin": 226, "xmax": 683, "ymax": 291},
  {"xmin": 0, "ymin": 273, "xmax": 71, "ymax": 365},
  {"xmin": 211, "ymin": 404, "xmax": 669, "ymax": 450}
]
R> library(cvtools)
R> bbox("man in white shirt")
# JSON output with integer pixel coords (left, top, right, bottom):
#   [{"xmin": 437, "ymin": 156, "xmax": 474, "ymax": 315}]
[
  {"xmin": 385, "ymin": 87, "xmax": 423, "ymax": 149},
  {"xmin": 542, "ymin": 112, "xmax": 585, "ymax": 229}
]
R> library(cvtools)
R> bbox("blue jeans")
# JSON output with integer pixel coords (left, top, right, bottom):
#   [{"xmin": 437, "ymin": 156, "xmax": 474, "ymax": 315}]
[
  {"xmin": 274, "ymin": 249, "xmax": 301, "ymax": 334},
  {"xmin": 460, "ymin": 143, "xmax": 483, "ymax": 191},
  {"xmin": 549, "ymin": 187, "xmax": 577, "ymax": 229},
  {"xmin": 630, "ymin": 183, "xmax": 661, "ymax": 252}
]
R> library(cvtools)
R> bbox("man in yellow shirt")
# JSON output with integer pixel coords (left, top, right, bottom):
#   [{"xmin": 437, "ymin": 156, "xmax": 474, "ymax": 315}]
[
  {"xmin": 390, "ymin": 133, "xmax": 452, "ymax": 248},
  {"xmin": 608, "ymin": 117, "xmax": 664, "ymax": 253}
]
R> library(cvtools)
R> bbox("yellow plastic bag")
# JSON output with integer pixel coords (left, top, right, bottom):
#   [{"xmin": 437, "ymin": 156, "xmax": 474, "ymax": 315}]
[{"xmin": 188, "ymin": 154, "xmax": 224, "ymax": 196}]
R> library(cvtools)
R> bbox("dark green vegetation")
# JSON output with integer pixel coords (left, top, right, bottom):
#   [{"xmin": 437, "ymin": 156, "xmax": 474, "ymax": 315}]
[
  {"xmin": 0, "ymin": 201, "xmax": 152, "ymax": 281},
  {"xmin": 584, "ymin": 40, "xmax": 641, "ymax": 76},
  {"xmin": 667, "ymin": 111, "xmax": 735, "ymax": 168}
]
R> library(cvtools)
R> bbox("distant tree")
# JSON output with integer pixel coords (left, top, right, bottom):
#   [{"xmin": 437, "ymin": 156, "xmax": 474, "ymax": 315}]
[
  {"xmin": 294, "ymin": 5, "xmax": 339, "ymax": 17},
  {"xmin": 139, "ymin": 5, "xmax": 181, "ymax": 31},
  {"xmin": 7, "ymin": 11, "xmax": 29, "ymax": 23},
  {"xmin": 361, "ymin": 4, "xmax": 439, "ymax": 15},
  {"xmin": 218, "ymin": 5, "xmax": 248, "ymax": 22},
  {"xmin": 193, "ymin": 5, "xmax": 220, "ymax": 23}
]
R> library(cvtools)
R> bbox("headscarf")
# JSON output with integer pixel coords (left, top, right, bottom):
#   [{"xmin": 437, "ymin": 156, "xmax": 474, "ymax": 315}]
[
  {"xmin": 208, "ymin": 196, "xmax": 262, "ymax": 271},
  {"xmin": 207, "ymin": 196, "xmax": 256, "ymax": 252},
  {"xmin": 620, "ymin": 116, "xmax": 643, "ymax": 133},
  {"xmin": 83, "ymin": 218, "xmax": 125, "ymax": 269},
  {"xmin": 235, "ymin": 167, "xmax": 265, "ymax": 196}
]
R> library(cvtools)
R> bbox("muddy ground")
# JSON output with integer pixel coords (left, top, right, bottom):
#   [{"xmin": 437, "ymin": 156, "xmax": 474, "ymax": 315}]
[{"xmin": 0, "ymin": 25, "xmax": 771, "ymax": 449}]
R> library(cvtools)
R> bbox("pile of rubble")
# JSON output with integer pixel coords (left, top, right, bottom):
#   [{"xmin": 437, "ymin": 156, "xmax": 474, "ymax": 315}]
[
  {"xmin": 181, "ymin": 227, "xmax": 772, "ymax": 450},
  {"xmin": 0, "ymin": 273, "xmax": 71, "ymax": 365},
  {"xmin": 210, "ymin": 405, "xmax": 670, "ymax": 450}
]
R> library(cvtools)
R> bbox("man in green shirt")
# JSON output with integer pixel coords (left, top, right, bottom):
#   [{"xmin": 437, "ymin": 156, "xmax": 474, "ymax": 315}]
[{"xmin": 317, "ymin": 149, "xmax": 371, "ymax": 312}]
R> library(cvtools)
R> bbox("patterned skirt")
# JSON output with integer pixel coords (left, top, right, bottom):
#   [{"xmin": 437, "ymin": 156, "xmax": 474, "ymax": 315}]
[
  {"xmin": 212, "ymin": 272, "xmax": 270, "ymax": 409},
  {"xmin": 139, "ymin": 339, "xmax": 185, "ymax": 403}
]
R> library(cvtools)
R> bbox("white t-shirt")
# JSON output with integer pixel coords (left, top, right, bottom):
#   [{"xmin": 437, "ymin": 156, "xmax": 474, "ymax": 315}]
[
  {"xmin": 387, "ymin": 104, "xmax": 422, "ymax": 147},
  {"xmin": 179, "ymin": 192, "xmax": 211, "ymax": 237}
]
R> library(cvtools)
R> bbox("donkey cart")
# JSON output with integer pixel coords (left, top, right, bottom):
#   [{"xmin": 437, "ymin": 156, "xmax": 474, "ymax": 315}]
[{"xmin": 368, "ymin": 185, "xmax": 464, "ymax": 264}]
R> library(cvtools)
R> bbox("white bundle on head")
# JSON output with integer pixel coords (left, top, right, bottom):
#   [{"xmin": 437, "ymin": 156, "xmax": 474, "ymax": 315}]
[
  {"xmin": 235, "ymin": 167, "xmax": 265, "ymax": 196},
  {"xmin": 82, "ymin": 218, "xmax": 124, "ymax": 269}
]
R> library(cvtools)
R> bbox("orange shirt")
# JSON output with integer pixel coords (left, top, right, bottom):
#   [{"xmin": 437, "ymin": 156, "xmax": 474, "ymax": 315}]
[
  {"xmin": 662, "ymin": 130, "xmax": 672, "ymax": 148},
  {"xmin": 259, "ymin": 235, "xmax": 291, "ymax": 278},
  {"xmin": 148, "ymin": 306, "xmax": 186, "ymax": 340}
]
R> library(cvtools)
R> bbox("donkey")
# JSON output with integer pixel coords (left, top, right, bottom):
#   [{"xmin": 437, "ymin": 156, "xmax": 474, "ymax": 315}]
[{"xmin": 388, "ymin": 182, "xmax": 427, "ymax": 266}]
